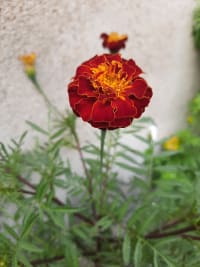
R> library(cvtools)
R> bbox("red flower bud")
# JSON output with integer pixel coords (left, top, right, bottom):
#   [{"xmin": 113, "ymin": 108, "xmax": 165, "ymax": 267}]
[{"xmin": 100, "ymin": 32, "xmax": 128, "ymax": 53}]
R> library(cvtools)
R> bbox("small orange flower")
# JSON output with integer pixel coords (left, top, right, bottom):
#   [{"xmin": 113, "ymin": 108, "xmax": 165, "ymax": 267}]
[
  {"xmin": 163, "ymin": 136, "xmax": 180, "ymax": 151},
  {"xmin": 68, "ymin": 54, "xmax": 152, "ymax": 130},
  {"xmin": 100, "ymin": 32, "xmax": 128, "ymax": 53},
  {"xmin": 19, "ymin": 52, "xmax": 36, "ymax": 80},
  {"xmin": 19, "ymin": 52, "xmax": 36, "ymax": 66}
]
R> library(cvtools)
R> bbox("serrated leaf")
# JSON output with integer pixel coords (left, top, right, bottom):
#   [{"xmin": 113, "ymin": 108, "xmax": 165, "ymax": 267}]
[{"xmin": 122, "ymin": 233, "xmax": 131, "ymax": 266}]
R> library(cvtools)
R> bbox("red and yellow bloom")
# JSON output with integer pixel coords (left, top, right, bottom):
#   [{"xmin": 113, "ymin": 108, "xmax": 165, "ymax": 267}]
[
  {"xmin": 68, "ymin": 54, "xmax": 152, "ymax": 130},
  {"xmin": 100, "ymin": 32, "xmax": 128, "ymax": 53}
]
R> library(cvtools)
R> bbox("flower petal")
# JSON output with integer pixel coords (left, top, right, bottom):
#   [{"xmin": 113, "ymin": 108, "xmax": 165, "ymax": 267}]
[
  {"xmin": 112, "ymin": 98, "xmax": 137, "ymax": 118},
  {"xmin": 76, "ymin": 64, "xmax": 92, "ymax": 76},
  {"xmin": 123, "ymin": 59, "xmax": 142, "ymax": 78},
  {"xmin": 91, "ymin": 101, "xmax": 115, "ymax": 122},
  {"xmin": 68, "ymin": 83, "xmax": 82, "ymax": 109},
  {"xmin": 75, "ymin": 98, "xmax": 95, "ymax": 121},
  {"xmin": 90, "ymin": 121, "xmax": 110, "ymax": 129},
  {"xmin": 78, "ymin": 77, "xmax": 96, "ymax": 97},
  {"xmin": 126, "ymin": 78, "xmax": 148, "ymax": 98},
  {"xmin": 109, "ymin": 118, "xmax": 132, "ymax": 128}
]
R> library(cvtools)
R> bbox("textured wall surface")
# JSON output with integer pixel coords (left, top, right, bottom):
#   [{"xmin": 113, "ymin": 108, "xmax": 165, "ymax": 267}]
[{"xmin": 0, "ymin": 0, "xmax": 199, "ymax": 147}]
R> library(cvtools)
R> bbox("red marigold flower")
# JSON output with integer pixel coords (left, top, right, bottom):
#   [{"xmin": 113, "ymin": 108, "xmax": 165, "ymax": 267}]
[
  {"xmin": 100, "ymin": 32, "xmax": 128, "ymax": 53},
  {"xmin": 68, "ymin": 54, "xmax": 152, "ymax": 130}
]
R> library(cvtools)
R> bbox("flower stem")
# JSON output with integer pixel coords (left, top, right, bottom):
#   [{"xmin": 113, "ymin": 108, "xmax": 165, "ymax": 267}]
[
  {"xmin": 33, "ymin": 79, "xmax": 63, "ymax": 118},
  {"xmin": 100, "ymin": 130, "xmax": 106, "ymax": 173}
]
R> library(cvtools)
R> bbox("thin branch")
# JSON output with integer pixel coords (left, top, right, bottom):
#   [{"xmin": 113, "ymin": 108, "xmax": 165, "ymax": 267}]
[
  {"xmin": 145, "ymin": 225, "xmax": 196, "ymax": 239},
  {"xmin": 146, "ymin": 217, "xmax": 185, "ymax": 236},
  {"xmin": 31, "ymin": 255, "xmax": 64, "ymax": 266},
  {"xmin": 73, "ymin": 132, "xmax": 97, "ymax": 220},
  {"xmin": 181, "ymin": 234, "xmax": 200, "ymax": 240}
]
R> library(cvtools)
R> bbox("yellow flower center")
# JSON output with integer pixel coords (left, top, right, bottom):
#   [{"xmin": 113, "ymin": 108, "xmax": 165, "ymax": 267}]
[
  {"xmin": 91, "ymin": 60, "xmax": 131, "ymax": 99},
  {"xmin": 107, "ymin": 32, "xmax": 127, "ymax": 43}
]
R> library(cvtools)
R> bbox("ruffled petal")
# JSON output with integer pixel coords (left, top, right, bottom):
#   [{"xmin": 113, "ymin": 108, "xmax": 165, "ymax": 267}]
[
  {"xmin": 91, "ymin": 101, "xmax": 115, "ymax": 122},
  {"xmin": 105, "ymin": 53, "xmax": 122, "ymax": 63},
  {"xmin": 76, "ymin": 64, "xmax": 92, "ymax": 76},
  {"xmin": 109, "ymin": 118, "xmax": 132, "ymax": 128},
  {"xmin": 145, "ymin": 87, "xmax": 153, "ymax": 98},
  {"xmin": 68, "ymin": 83, "xmax": 82, "ymax": 109},
  {"xmin": 90, "ymin": 121, "xmax": 110, "ymax": 129},
  {"xmin": 123, "ymin": 59, "xmax": 143, "ymax": 78},
  {"xmin": 125, "ymin": 78, "xmax": 148, "ymax": 98},
  {"xmin": 89, "ymin": 55, "xmax": 106, "ymax": 67},
  {"xmin": 112, "ymin": 98, "xmax": 137, "ymax": 118},
  {"xmin": 75, "ymin": 98, "xmax": 95, "ymax": 121},
  {"xmin": 78, "ymin": 77, "xmax": 96, "ymax": 97}
]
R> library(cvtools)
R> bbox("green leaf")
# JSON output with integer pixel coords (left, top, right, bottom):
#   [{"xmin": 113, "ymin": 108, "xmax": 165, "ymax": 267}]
[
  {"xmin": 122, "ymin": 233, "xmax": 131, "ymax": 266},
  {"xmin": 116, "ymin": 162, "xmax": 146, "ymax": 175},
  {"xmin": 65, "ymin": 240, "xmax": 80, "ymax": 267},
  {"xmin": 20, "ymin": 241, "xmax": 43, "ymax": 253},
  {"xmin": 116, "ymin": 151, "xmax": 141, "ymax": 165},
  {"xmin": 134, "ymin": 134, "xmax": 149, "ymax": 144},
  {"xmin": 36, "ymin": 180, "xmax": 49, "ymax": 202},
  {"xmin": 96, "ymin": 216, "xmax": 113, "ymax": 231},
  {"xmin": 139, "ymin": 209, "xmax": 158, "ymax": 234},
  {"xmin": 4, "ymin": 224, "xmax": 18, "ymax": 240},
  {"xmin": 133, "ymin": 239, "xmax": 142, "ymax": 267},
  {"xmin": 18, "ymin": 253, "xmax": 33, "ymax": 267},
  {"xmin": 20, "ymin": 211, "xmax": 38, "ymax": 239},
  {"xmin": 153, "ymin": 250, "xmax": 159, "ymax": 267},
  {"xmin": 50, "ymin": 206, "xmax": 81, "ymax": 214},
  {"xmin": 118, "ymin": 143, "xmax": 144, "ymax": 158},
  {"xmin": 26, "ymin": 121, "xmax": 48, "ymax": 135},
  {"xmin": 51, "ymin": 127, "xmax": 66, "ymax": 139}
]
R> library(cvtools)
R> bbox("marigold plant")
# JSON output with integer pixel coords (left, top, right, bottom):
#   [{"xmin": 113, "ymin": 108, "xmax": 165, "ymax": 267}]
[{"xmin": 1, "ymin": 27, "xmax": 200, "ymax": 267}]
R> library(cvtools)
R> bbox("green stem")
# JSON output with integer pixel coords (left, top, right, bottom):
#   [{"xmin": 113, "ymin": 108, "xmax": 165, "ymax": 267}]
[
  {"xmin": 33, "ymin": 79, "xmax": 62, "ymax": 118},
  {"xmin": 99, "ymin": 130, "xmax": 107, "ymax": 211},
  {"xmin": 100, "ymin": 130, "xmax": 106, "ymax": 173}
]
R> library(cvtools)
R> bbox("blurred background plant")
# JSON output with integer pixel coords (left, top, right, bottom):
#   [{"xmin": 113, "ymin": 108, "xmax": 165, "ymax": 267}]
[{"xmin": 1, "ymin": 4, "xmax": 200, "ymax": 267}]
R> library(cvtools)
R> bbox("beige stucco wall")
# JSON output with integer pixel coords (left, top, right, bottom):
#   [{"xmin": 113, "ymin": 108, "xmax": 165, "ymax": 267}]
[{"xmin": 0, "ymin": 0, "xmax": 199, "ymax": 147}]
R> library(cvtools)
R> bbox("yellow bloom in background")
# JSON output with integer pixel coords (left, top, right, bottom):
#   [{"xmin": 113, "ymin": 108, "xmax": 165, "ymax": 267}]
[
  {"xmin": 19, "ymin": 52, "xmax": 36, "ymax": 81},
  {"xmin": 19, "ymin": 52, "xmax": 36, "ymax": 67},
  {"xmin": 163, "ymin": 136, "xmax": 180, "ymax": 151},
  {"xmin": 0, "ymin": 256, "xmax": 7, "ymax": 267},
  {"xmin": 187, "ymin": 115, "xmax": 193, "ymax": 124},
  {"xmin": 0, "ymin": 261, "xmax": 6, "ymax": 267}
]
